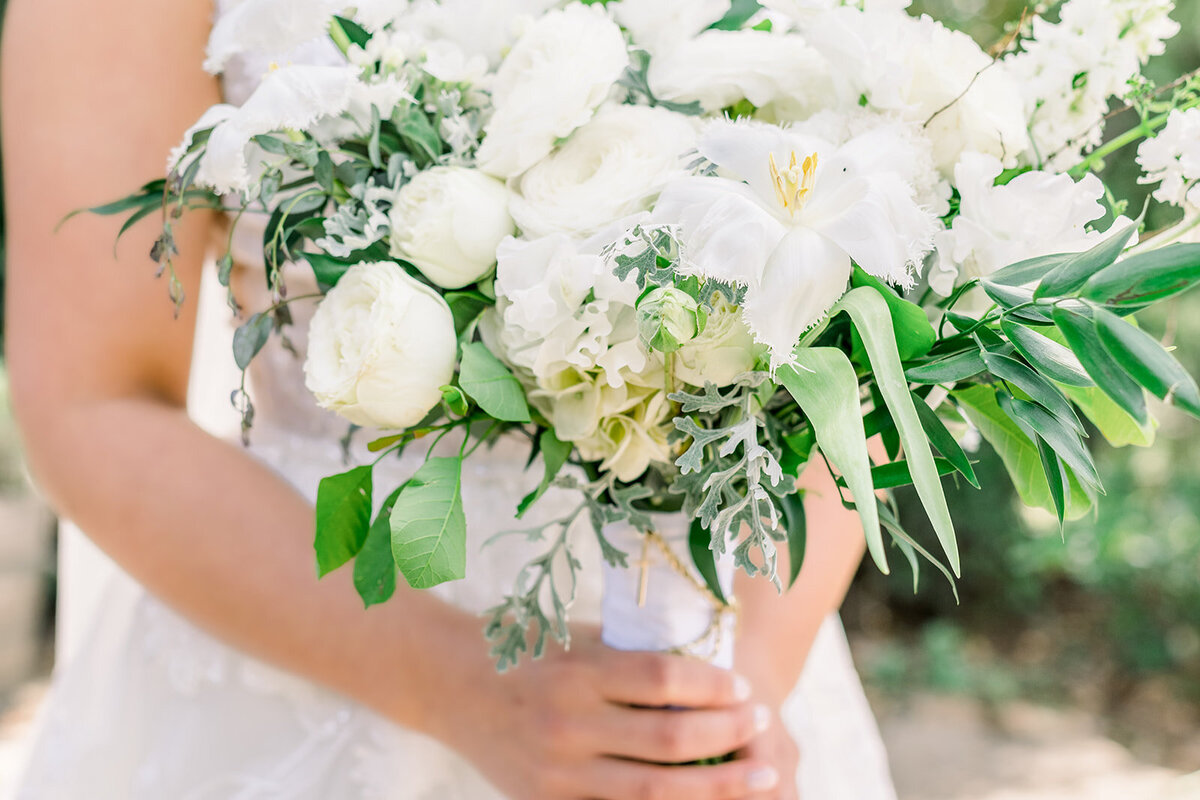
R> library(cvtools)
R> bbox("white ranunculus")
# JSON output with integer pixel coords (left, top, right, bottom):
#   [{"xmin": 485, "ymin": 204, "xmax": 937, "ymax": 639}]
[
  {"xmin": 928, "ymin": 152, "xmax": 1127, "ymax": 306},
  {"xmin": 655, "ymin": 119, "xmax": 937, "ymax": 368},
  {"xmin": 304, "ymin": 262, "xmax": 457, "ymax": 429},
  {"xmin": 612, "ymin": 0, "xmax": 728, "ymax": 53},
  {"xmin": 389, "ymin": 167, "xmax": 515, "ymax": 289},
  {"xmin": 673, "ymin": 301, "xmax": 762, "ymax": 387},
  {"xmin": 195, "ymin": 64, "xmax": 359, "ymax": 196},
  {"xmin": 800, "ymin": 8, "xmax": 1029, "ymax": 176},
  {"xmin": 475, "ymin": 4, "xmax": 630, "ymax": 178},
  {"xmin": 509, "ymin": 105, "xmax": 698, "ymax": 238},
  {"xmin": 647, "ymin": 29, "xmax": 831, "ymax": 116}
]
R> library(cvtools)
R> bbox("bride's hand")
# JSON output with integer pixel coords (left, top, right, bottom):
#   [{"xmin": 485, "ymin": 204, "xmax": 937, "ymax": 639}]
[
  {"xmin": 736, "ymin": 704, "xmax": 801, "ymax": 800},
  {"xmin": 424, "ymin": 625, "xmax": 781, "ymax": 800}
]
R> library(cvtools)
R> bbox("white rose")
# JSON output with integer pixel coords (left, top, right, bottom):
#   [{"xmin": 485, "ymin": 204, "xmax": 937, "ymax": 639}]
[
  {"xmin": 389, "ymin": 167, "xmax": 514, "ymax": 289},
  {"xmin": 673, "ymin": 301, "xmax": 761, "ymax": 387},
  {"xmin": 574, "ymin": 390, "xmax": 676, "ymax": 482},
  {"xmin": 304, "ymin": 262, "xmax": 457, "ymax": 429},
  {"xmin": 509, "ymin": 105, "xmax": 698, "ymax": 237},
  {"xmin": 647, "ymin": 29, "xmax": 831, "ymax": 115},
  {"xmin": 475, "ymin": 4, "xmax": 630, "ymax": 178}
]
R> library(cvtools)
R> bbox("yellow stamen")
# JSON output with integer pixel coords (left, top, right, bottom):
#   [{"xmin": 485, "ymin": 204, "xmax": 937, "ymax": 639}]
[{"xmin": 768, "ymin": 150, "xmax": 819, "ymax": 215}]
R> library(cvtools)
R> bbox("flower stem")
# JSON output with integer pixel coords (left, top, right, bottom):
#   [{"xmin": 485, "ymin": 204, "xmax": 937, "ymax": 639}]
[{"xmin": 1068, "ymin": 96, "xmax": 1200, "ymax": 179}]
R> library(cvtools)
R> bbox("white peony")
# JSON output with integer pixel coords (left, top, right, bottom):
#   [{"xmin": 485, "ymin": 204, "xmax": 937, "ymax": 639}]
[
  {"xmin": 928, "ymin": 152, "xmax": 1127, "ymax": 304},
  {"xmin": 1137, "ymin": 107, "xmax": 1200, "ymax": 210},
  {"xmin": 655, "ymin": 119, "xmax": 937, "ymax": 367},
  {"xmin": 475, "ymin": 4, "xmax": 630, "ymax": 178},
  {"xmin": 612, "ymin": 0, "xmax": 728, "ymax": 53},
  {"xmin": 509, "ymin": 105, "xmax": 699, "ymax": 238},
  {"xmin": 800, "ymin": 8, "xmax": 1029, "ymax": 176},
  {"xmin": 304, "ymin": 262, "xmax": 457, "ymax": 429},
  {"xmin": 389, "ymin": 167, "xmax": 515, "ymax": 289},
  {"xmin": 647, "ymin": 29, "xmax": 832, "ymax": 117},
  {"xmin": 673, "ymin": 301, "xmax": 762, "ymax": 388}
]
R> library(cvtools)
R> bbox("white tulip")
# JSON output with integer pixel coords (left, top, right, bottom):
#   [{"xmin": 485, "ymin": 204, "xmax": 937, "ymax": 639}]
[
  {"xmin": 509, "ymin": 105, "xmax": 698, "ymax": 238},
  {"xmin": 304, "ymin": 262, "xmax": 457, "ymax": 429},
  {"xmin": 475, "ymin": 4, "xmax": 630, "ymax": 178},
  {"xmin": 389, "ymin": 167, "xmax": 515, "ymax": 289}
]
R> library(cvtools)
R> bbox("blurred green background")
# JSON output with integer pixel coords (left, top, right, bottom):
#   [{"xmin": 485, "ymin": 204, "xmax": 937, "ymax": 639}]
[{"xmin": 0, "ymin": 0, "xmax": 1198, "ymax": 794}]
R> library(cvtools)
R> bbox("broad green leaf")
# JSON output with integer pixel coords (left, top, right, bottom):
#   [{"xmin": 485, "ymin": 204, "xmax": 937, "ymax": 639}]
[
  {"xmin": 850, "ymin": 268, "xmax": 936, "ymax": 360},
  {"xmin": 1082, "ymin": 242, "xmax": 1200, "ymax": 308},
  {"xmin": 955, "ymin": 385, "xmax": 1093, "ymax": 520},
  {"xmin": 315, "ymin": 465, "xmax": 373, "ymax": 577},
  {"xmin": 458, "ymin": 342, "xmax": 532, "ymax": 423},
  {"xmin": 391, "ymin": 457, "xmax": 467, "ymax": 589},
  {"xmin": 780, "ymin": 491, "xmax": 807, "ymax": 590},
  {"xmin": 1093, "ymin": 307, "xmax": 1200, "ymax": 419},
  {"xmin": 837, "ymin": 288, "xmax": 960, "ymax": 576},
  {"xmin": 445, "ymin": 291, "xmax": 493, "ymax": 338},
  {"xmin": 233, "ymin": 312, "xmax": 273, "ymax": 370},
  {"xmin": 304, "ymin": 251, "xmax": 353, "ymax": 288},
  {"xmin": 330, "ymin": 15, "xmax": 371, "ymax": 48},
  {"xmin": 905, "ymin": 349, "xmax": 987, "ymax": 384},
  {"xmin": 1001, "ymin": 320, "xmax": 1094, "ymax": 387},
  {"xmin": 981, "ymin": 350, "xmax": 1085, "ymax": 435},
  {"xmin": 998, "ymin": 394, "xmax": 1102, "ymax": 494},
  {"xmin": 1053, "ymin": 307, "xmax": 1148, "ymax": 424},
  {"xmin": 689, "ymin": 519, "xmax": 729, "ymax": 605},
  {"xmin": 354, "ymin": 486, "xmax": 404, "ymax": 608},
  {"xmin": 778, "ymin": 348, "xmax": 886, "ymax": 573},
  {"xmin": 988, "ymin": 251, "xmax": 1075, "ymax": 287},
  {"xmin": 1035, "ymin": 220, "xmax": 1138, "ymax": 298},
  {"xmin": 516, "ymin": 430, "xmax": 573, "ymax": 518},
  {"xmin": 912, "ymin": 395, "xmax": 979, "ymax": 489},
  {"xmin": 1061, "ymin": 384, "xmax": 1156, "ymax": 447}
]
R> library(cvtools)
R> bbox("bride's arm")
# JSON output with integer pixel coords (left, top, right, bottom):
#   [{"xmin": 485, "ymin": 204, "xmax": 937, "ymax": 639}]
[{"xmin": 2, "ymin": 3, "xmax": 777, "ymax": 797}]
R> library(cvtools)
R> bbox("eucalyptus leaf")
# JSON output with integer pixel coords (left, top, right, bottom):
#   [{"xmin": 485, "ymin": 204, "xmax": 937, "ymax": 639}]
[
  {"xmin": 837, "ymin": 288, "xmax": 959, "ymax": 575},
  {"xmin": 458, "ymin": 343, "xmax": 532, "ymax": 423},
  {"xmin": 314, "ymin": 465, "xmax": 373, "ymax": 577},
  {"xmin": 391, "ymin": 457, "xmax": 467, "ymax": 589},
  {"xmin": 778, "ymin": 348, "xmax": 887, "ymax": 574},
  {"xmin": 233, "ymin": 312, "xmax": 273, "ymax": 370}
]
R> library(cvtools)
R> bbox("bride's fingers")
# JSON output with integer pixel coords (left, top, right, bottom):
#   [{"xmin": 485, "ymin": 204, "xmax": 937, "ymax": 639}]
[
  {"xmin": 592, "ymin": 703, "xmax": 770, "ymax": 763},
  {"xmin": 577, "ymin": 756, "xmax": 780, "ymax": 800},
  {"xmin": 596, "ymin": 650, "xmax": 751, "ymax": 708}
]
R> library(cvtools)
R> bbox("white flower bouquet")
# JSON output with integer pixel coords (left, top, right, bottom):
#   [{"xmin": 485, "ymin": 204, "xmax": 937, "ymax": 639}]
[{"xmin": 84, "ymin": 0, "xmax": 1200, "ymax": 670}]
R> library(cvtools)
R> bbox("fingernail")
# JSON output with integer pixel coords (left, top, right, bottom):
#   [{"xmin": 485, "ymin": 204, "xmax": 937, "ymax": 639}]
[
  {"xmin": 733, "ymin": 673, "xmax": 753, "ymax": 701},
  {"xmin": 754, "ymin": 704, "xmax": 771, "ymax": 733},
  {"xmin": 747, "ymin": 767, "xmax": 779, "ymax": 791}
]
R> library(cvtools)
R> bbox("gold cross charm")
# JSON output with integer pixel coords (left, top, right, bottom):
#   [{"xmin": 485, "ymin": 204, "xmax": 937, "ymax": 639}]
[{"xmin": 635, "ymin": 533, "xmax": 653, "ymax": 608}]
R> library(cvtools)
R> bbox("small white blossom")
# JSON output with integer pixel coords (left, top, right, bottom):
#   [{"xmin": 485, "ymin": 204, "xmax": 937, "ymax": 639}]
[{"xmin": 1137, "ymin": 107, "xmax": 1200, "ymax": 210}]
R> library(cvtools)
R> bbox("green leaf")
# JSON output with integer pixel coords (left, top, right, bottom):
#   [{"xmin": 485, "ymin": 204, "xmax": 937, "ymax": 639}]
[
  {"xmin": 981, "ymin": 350, "xmax": 1085, "ymax": 435},
  {"xmin": 689, "ymin": 519, "xmax": 729, "ymax": 605},
  {"xmin": 304, "ymin": 251, "xmax": 353, "ymax": 288},
  {"xmin": 955, "ymin": 385, "xmax": 1093, "ymax": 520},
  {"xmin": 1001, "ymin": 320, "xmax": 1094, "ymax": 387},
  {"xmin": 905, "ymin": 349, "xmax": 987, "ymax": 384},
  {"xmin": 1061, "ymin": 384, "xmax": 1155, "ymax": 447},
  {"xmin": 988, "ymin": 251, "xmax": 1075, "ymax": 287},
  {"xmin": 315, "ymin": 465, "xmax": 373, "ymax": 577},
  {"xmin": 1082, "ymin": 242, "xmax": 1200, "ymax": 308},
  {"xmin": 912, "ymin": 395, "xmax": 979, "ymax": 489},
  {"xmin": 843, "ymin": 458, "xmax": 958, "ymax": 491},
  {"xmin": 1093, "ymin": 307, "xmax": 1200, "ymax": 418},
  {"xmin": 1035, "ymin": 220, "xmax": 1139, "ymax": 298},
  {"xmin": 850, "ymin": 268, "xmax": 936, "ymax": 360},
  {"xmin": 708, "ymin": 0, "xmax": 763, "ymax": 30},
  {"xmin": 516, "ymin": 430, "xmax": 572, "ymax": 518},
  {"xmin": 877, "ymin": 501, "xmax": 958, "ymax": 599},
  {"xmin": 445, "ymin": 291, "xmax": 493, "ymax": 337},
  {"xmin": 354, "ymin": 485, "xmax": 403, "ymax": 607},
  {"xmin": 331, "ymin": 15, "xmax": 371, "ymax": 48},
  {"xmin": 458, "ymin": 342, "xmax": 532, "ymax": 423},
  {"xmin": 391, "ymin": 457, "xmax": 467, "ymax": 589},
  {"xmin": 998, "ymin": 394, "xmax": 1102, "ymax": 495},
  {"xmin": 836, "ymin": 288, "xmax": 960, "ymax": 575},
  {"xmin": 981, "ymin": 282, "xmax": 1055, "ymax": 323},
  {"xmin": 441, "ymin": 385, "xmax": 469, "ymax": 417},
  {"xmin": 233, "ymin": 312, "xmax": 273, "ymax": 370},
  {"xmin": 1034, "ymin": 436, "xmax": 1068, "ymax": 528},
  {"xmin": 1053, "ymin": 306, "xmax": 1148, "ymax": 424},
  {"xmin": 314, "ymin": 151, "xmax": 335, "ymax": 194},
  {"xmin": 393, "ymin": 107, "xmax": 443, "ymax": 167},
  {"xmin": 780, "ymin": 491, "xmax": 807, "ymax": 590},
  {"xmin": 778, "ymin": 348, "xmax": 886, "ymax": 574}
]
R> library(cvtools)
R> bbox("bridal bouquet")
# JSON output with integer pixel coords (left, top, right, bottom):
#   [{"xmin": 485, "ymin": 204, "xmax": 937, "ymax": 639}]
[{"xmin": 89, "ymin": 0, "xmax": 1200, "ymax": 670}]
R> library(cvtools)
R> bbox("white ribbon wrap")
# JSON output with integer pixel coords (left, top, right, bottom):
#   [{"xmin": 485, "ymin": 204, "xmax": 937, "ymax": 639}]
[{"xmin": 600, "ymin": 516, "xmax": 737, "ymax": 669}]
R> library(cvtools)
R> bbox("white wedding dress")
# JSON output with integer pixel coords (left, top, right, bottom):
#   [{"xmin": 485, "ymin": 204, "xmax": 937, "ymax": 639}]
[{"xmin": 11, "ymin": 7, "xmax": 898, "ymax": 798}]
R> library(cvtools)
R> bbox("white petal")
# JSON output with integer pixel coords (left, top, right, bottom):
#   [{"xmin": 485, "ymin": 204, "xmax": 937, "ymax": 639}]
[
  {"xmin": 744, "ymin": 228, "xmax": 851, "ymax": 367},
  {"xmin": 697, "ymin": 119, "xmax": 833, "ymax": 208},
  {"xmin": 654, "ymin": 176, "xmax": 788, "ymax": 285},
  {"xmin": 206, "ymin": 0, "xmax": 345, "ymax": 74}
]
